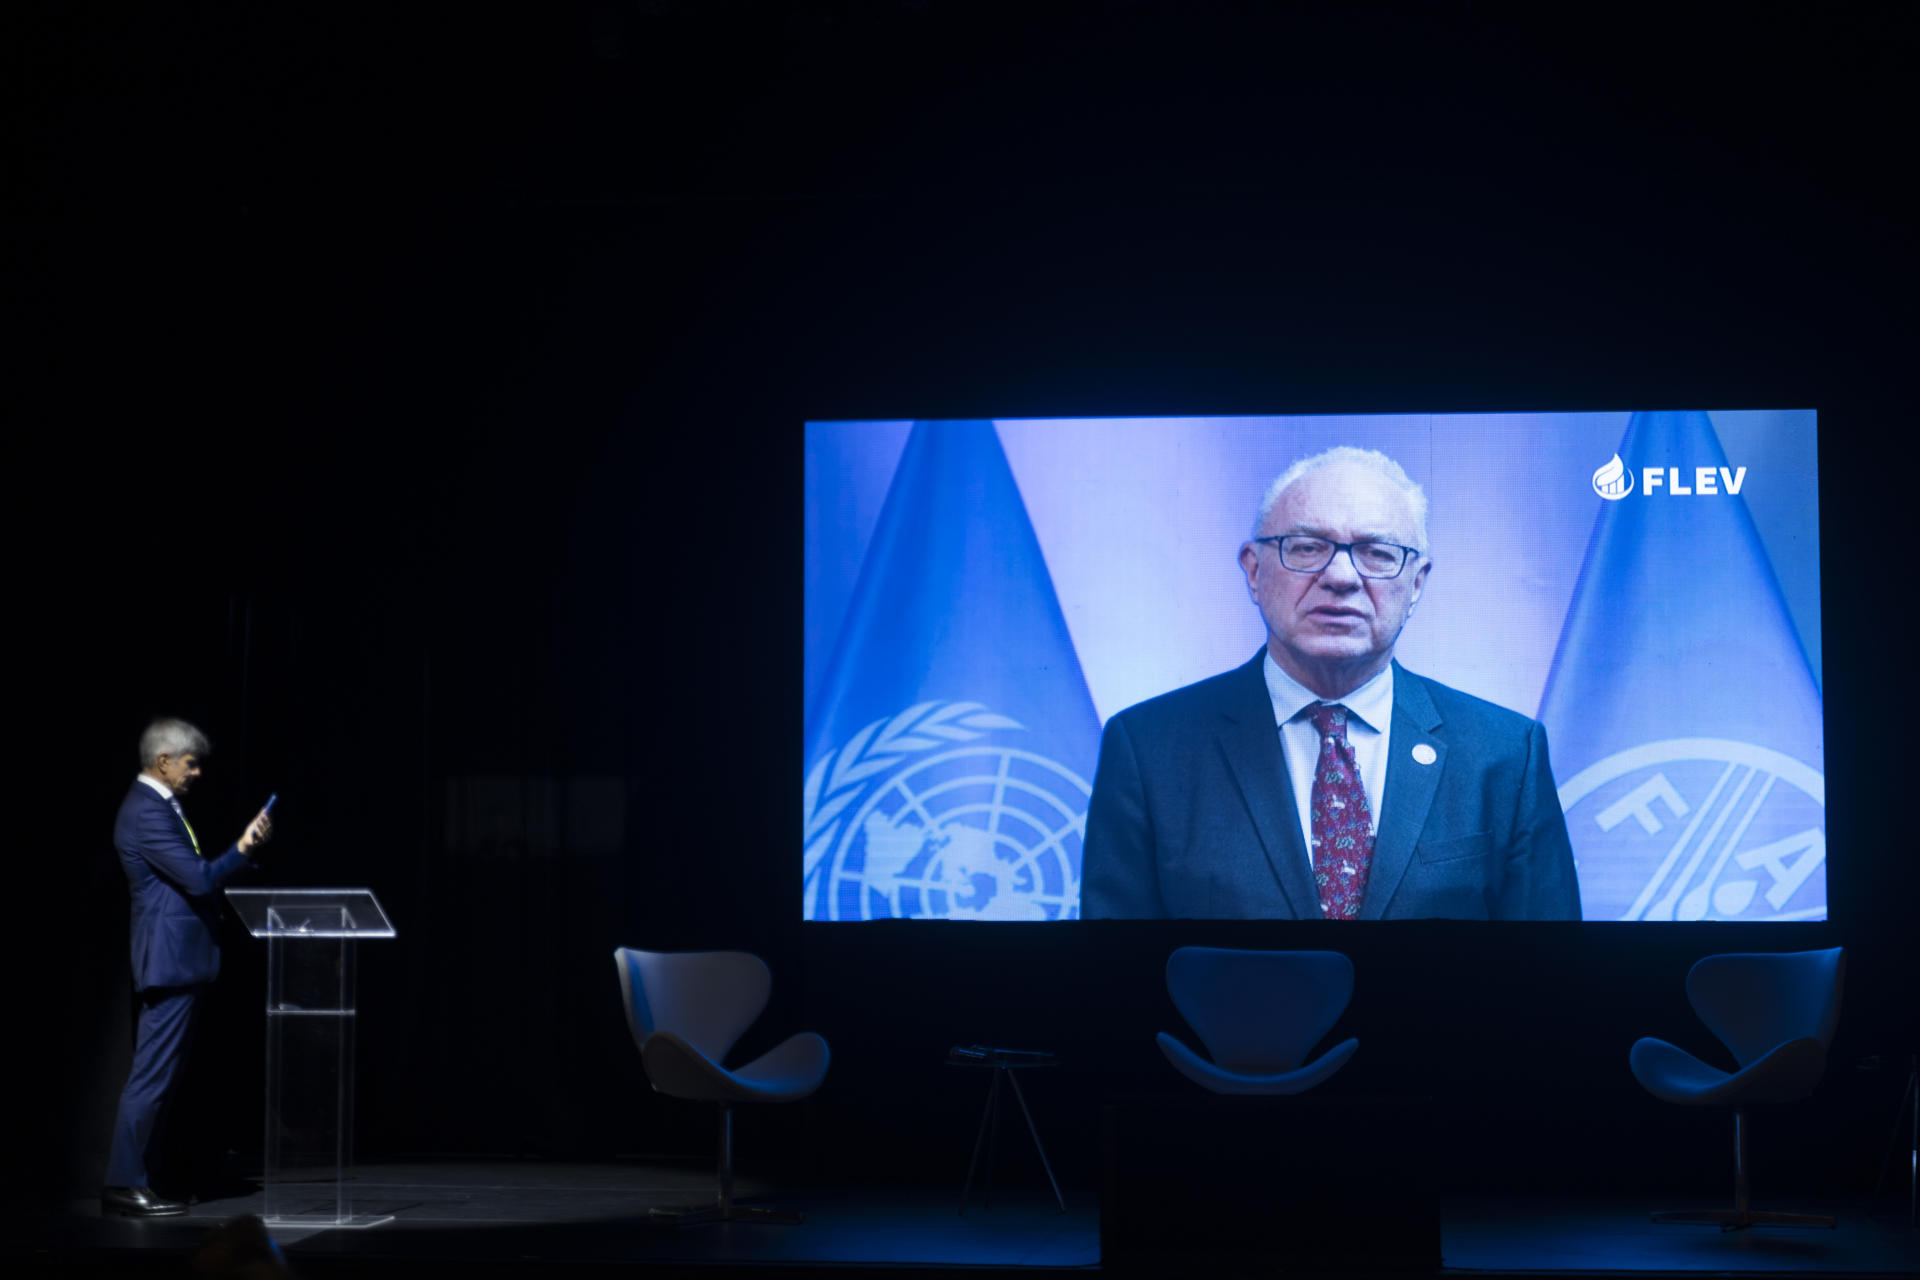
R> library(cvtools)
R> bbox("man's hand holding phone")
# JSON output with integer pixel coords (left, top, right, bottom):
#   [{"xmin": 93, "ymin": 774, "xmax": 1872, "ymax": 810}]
[{"xmin": 240, "ymin": 793, "xmax": 277, "ymax": 856}]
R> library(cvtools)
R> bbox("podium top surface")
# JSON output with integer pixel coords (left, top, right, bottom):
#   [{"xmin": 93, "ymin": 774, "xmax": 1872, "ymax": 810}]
[{"xmin": 225, "ymin": 888, "xmax": 397, "ymax": 939}]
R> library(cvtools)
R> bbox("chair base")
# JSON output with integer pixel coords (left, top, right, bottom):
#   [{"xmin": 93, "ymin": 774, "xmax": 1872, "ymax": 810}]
[
  {"xmin": 1651, "ymin": 1208, "xmax": 1836, "ymax": 1232},
  {"xmin": 646, "ymin": 1102, "xmax": 805, "ymax": 1227},
  {"xmin": 1647, "ymin": 1110, "xmax": 1836, "ymax": 1233},
  {"xmin": 649, "ymin": 1203, "xmax": 804, "ymax": 1226}
]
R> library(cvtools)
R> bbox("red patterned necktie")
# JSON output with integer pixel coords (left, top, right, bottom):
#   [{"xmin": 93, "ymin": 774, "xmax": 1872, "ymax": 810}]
[{"xmin": 1307, "ymin": 702, "xmax": 1374, "ymax": 920}]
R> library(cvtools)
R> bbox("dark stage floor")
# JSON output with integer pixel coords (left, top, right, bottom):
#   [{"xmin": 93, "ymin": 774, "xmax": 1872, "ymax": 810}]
[
  {"xmin": 14, "ymin": 1162, "xmax": 1918, "ymax": 1278},
  {"xmin": 27, "ymin": 1162, "xmax": 1097, "ymax": 1276},
  {"xmin": 1443, "ymin": 1194, "xmax": 1918, "ymax": 1275}
]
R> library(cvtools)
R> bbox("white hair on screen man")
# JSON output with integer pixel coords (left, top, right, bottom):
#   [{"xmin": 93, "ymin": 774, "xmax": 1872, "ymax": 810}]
[{"xmin": 1252, "ymin": 445, "xmax": 1430, "ymax": 552}]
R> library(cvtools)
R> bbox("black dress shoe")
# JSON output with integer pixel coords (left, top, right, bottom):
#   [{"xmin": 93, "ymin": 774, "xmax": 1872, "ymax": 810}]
[{"xmin": 102, "ymin": 1186, "xmax": 188, "ymax": 1218}]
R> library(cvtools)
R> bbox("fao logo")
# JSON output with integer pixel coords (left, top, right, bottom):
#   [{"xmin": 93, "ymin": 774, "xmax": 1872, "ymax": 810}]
[
  {"xmin": 803, "ymin": 702, "xmax": 1089, "ymax": 921},
  {"xmin": 1557, "ymin": 739, "xmax": 1826, "ymax": 921}
]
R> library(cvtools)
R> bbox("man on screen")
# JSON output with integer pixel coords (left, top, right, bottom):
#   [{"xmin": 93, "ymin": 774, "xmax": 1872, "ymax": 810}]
[{"xmin": 1081, "ymin": 446, "xmax": 1580, "ymax": 920}]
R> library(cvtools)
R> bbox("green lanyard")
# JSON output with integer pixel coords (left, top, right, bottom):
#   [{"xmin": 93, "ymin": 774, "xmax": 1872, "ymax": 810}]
[{"xmin": 174, "ymin": 803, "xmax": 202, "ymax": 857}]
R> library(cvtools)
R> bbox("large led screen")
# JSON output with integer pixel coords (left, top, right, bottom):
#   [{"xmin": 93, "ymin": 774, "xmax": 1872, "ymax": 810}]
[{"xmin": 805, "ymin": 412, "xmax": 1823, "ymax": 923}]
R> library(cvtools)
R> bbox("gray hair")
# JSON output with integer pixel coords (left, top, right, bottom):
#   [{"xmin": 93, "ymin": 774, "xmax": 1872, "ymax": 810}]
[
  {"xmin": 1252, "ymin": 445, "xmax": 1430, "ymax": 551},
  {"xmin": 140, "ymin": 718, "xmax": 210, "ymax": 768}
]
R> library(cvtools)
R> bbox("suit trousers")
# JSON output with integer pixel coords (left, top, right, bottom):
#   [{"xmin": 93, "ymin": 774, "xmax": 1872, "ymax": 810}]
[{"xmin": 106, "ymin": 985, "xmax": 202, "ymax": 1188}]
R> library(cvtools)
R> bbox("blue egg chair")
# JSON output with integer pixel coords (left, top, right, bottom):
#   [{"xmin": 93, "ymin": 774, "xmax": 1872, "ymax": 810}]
[
  {"xmin": 615, "ymin": 948, "xmax": 830, "ymax": 1225},
  {"xmin": 1630, "ymin": 947, "xmax": 1844, "ymax": 1230},
  {"xmin": 1157, "ymin": 947, "xmax": 1359, "ymax": 1095}
]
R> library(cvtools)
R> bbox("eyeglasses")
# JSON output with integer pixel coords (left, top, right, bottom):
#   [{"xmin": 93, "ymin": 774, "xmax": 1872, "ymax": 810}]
[{"xmin": 1252, "ymin": 535, "xmax": 1422, "ymax": 579}]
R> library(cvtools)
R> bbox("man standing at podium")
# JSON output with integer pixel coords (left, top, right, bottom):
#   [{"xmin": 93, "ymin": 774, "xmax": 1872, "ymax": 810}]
[{"xmin": 104, "ymin": 718, "xmax": 272, "ymax": 1218}]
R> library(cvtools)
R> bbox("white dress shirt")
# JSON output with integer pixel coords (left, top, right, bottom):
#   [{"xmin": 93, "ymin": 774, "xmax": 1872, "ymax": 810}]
[
  {"xmin": 137, "ymin": 772, "xmax": 194, "ymax": 844},
  {"xmin": 1261, "ymin": 651, "xmax": 1395, "ymax": 873}
]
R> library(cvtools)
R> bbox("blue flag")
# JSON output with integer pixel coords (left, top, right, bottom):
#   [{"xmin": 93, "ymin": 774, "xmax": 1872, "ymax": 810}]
[
  {"xmin": 1538, "ymin": 411, "xmax": 1825, "ymax": 921},
  {"xmin": 803, "ymin": 421, "xmax": 1102, "ymax": 921}
]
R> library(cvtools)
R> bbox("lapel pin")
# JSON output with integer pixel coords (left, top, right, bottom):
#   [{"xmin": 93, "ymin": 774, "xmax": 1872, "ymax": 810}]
[{"xmin": 1411, "ymin": 743, "xmax": 1438, "ymax": 766}]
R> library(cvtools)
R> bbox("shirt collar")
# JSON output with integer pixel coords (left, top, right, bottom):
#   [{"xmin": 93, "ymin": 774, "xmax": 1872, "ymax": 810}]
[
  {"xmin": 137, "ymin": 773, "xmax": 174, "ymax": 800},
  {"xmin": 1261, "ymin": 650, "xmax": 1395, "ymax": 733}
]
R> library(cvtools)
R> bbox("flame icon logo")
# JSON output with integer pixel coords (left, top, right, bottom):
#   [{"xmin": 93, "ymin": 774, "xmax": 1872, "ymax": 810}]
[{"xmin": 1592, "ymin": 453, "xmax": 1633, "ymax": 501}]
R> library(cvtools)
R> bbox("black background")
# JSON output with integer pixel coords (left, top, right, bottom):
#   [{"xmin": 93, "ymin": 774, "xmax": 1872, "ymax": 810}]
[{"xmin": 10, "ymin": 2, "xmax": 1916, "ymax": 1203}]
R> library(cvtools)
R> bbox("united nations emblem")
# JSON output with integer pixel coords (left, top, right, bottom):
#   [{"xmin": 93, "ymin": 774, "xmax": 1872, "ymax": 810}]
[
  {"xmin": 1557, "ymin": 738, "xmax": 1826, "ymax": 921},
  {"xmin": 803, "ymin": 702, "xmax": 1090, "ymax": 921}
]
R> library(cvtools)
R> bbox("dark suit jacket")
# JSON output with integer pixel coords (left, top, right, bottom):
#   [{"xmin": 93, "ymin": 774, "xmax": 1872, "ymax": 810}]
[
  {"xmin": 1080, "ymin": 651, "xmax": 1581, "ymax": 920},
  {"xmin": 115, "ymin": 781, "xmax": 252, "ymax": 990}
]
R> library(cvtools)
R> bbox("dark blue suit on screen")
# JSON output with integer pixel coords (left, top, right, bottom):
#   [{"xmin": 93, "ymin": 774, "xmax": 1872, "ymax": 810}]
[
  {"xmin": 1081, "ymin": 652, "xmax": 1581, "ymax": 920},
  {"xmin": 107, "ymin": 781, "xmax": 251, "ymax": 1188}
]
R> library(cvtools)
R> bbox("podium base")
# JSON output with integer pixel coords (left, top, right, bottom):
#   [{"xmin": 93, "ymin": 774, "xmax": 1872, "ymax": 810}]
[{"xmin": 264, "ymin": 1212, "xmax": 396, "ymax": 1230}]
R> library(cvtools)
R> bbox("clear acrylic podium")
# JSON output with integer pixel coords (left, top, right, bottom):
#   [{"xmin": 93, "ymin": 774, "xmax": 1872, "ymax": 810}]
[{"xmin": 226, "ymin": 888, "xmax": 397, "ymax": 1229}]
